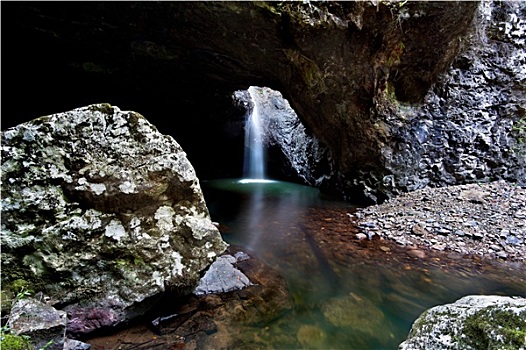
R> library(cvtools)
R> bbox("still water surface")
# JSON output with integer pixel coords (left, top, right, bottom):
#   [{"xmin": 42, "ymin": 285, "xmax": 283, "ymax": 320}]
[{"xmin": 202, "ymin": 178, "xmax": 526, "ymax": 349}]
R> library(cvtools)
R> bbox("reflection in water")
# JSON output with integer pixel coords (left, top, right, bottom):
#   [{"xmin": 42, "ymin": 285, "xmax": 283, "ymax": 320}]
[
  {"xmin": 245, "ymin": 182, "xmax": 265, "ymax": 251},
  {"xmin": 202, "ymin": 179, "xmax": 526, "ymax": 349}
]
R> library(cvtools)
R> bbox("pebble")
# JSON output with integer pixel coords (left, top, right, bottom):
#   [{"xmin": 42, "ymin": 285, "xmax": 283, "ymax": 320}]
[
  {"xmin": 411, "ymin": 224, "xmax": 427, "ymax": 236},
  {"xmin": 355, "ymin": 233, "xmax": 368, "ymax": 240},
  {"xmin": 407, "ymin": 249, "xmax": 426, "ymax": 259},
  {"xmin": 354, "ymin": 181, "xmax": 526, "ymax": 262}
]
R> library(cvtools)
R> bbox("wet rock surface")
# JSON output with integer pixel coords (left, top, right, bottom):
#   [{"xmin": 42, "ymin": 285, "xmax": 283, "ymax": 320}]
[
  {"xmin": 352, "ymin": 181, "xmax": 526, "ymax": 262},
  {"xmin": 83, "ymin": 247, "xmax": 294, "ymax": 350},
  {"xmin": 193, "ymin": 252, "xmax": 252, "ymax": 295}
]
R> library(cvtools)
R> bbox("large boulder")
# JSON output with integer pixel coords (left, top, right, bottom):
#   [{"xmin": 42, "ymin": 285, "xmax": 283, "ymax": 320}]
[
  {"xmin": 0, "ymin": 104, "xmax": 228, "ymax": 333},
  {"xmin": 399, "ymin": 295, "xmax": 526, "ymax": 350}
]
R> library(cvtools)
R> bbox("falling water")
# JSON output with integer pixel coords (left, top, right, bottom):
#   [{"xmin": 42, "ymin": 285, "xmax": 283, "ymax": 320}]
[{"xmin": 243, "ymin": 86, "xmax": 267, "ymax": 181}]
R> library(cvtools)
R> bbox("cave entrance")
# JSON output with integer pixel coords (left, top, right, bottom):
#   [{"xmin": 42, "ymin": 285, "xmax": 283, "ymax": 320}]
[{"xmin": 231, "ymin": 85, "xmax": 333, "ymax": 188}]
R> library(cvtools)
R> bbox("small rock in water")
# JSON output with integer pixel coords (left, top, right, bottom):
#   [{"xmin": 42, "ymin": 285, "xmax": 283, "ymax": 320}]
[
  {"xmin": 407, "ymin": 249, "xmax": 426, "ymax": 259},
  {"xmin": 234, "ymin": 251, "xmax": 250, "ymax": 261},
  {"xmin": 194, "ymin": 255, "xmax": 252, "ymax": 295},
  {"xmin": 355, "ymin": 233, "xmax": 368, "ymax": 240}
]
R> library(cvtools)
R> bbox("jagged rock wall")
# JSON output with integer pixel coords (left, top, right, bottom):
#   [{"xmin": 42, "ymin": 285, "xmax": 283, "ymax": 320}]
[
  {"xmin": 367, "ymin": 0, "xmax": 526, "ymax": 202},
  {"xmin": 1, "ymin": 104, "xmax": 228, "ymax": 332}
]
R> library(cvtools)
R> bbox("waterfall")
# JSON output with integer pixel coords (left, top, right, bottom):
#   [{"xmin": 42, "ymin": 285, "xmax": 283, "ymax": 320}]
[{"xmin": 243, "ymin": 86, "xmax": 267, "ymax": 181}]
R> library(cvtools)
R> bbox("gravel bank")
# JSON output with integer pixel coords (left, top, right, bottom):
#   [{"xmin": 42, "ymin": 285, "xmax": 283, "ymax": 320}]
[{"xmin": 352, "ymin": 181, "xmax": 526, "ymax": 262}]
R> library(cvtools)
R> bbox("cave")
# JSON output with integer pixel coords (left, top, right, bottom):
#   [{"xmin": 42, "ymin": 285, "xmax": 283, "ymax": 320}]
[
  {"xmin": 1, "ymin": 2, "xmax": 306, "ymax": 184},
  {"xmin": 2, "ymin": 2, "xmax": 526, "ymax": 349},
  {"xmin": 3, "ymin": 1, "xmax": 523, "ymax": 203}
]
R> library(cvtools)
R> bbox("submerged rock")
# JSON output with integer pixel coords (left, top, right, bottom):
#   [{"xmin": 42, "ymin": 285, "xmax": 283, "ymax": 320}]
[
  {"xmin": 1, "ymin": 104, "xmax": 228, "ymax": 333},
  {"xmin": 91, "ymin": 248, "xmax": 294, "ymax": 349},
  {"xmin": 399, "ymin": 295, "xmax": 526, "ymax": 350},
  {"xmin": 321, "ymin": 293, "xmax": 385, "ymax": 334},
  {"xmin": 296, "ymin": 324, "xmax": 327, "ymax": 349}
]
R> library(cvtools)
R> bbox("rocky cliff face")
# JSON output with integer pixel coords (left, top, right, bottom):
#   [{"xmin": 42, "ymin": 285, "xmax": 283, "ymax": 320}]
[
  {"xmin": 1, "ymin": 104, "xmax": 228, "ymax": 332},
  {"xmin": 2, "ymin": 1, "xmax": 523, "ymax": 203},
  {"xmin": 372, "ymin": 0, "xmax": 526, "ymax": 202}
]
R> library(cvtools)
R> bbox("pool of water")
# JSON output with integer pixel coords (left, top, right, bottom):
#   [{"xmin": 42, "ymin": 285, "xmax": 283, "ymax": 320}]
[{"xmin": 201, "ymin": 178, "xmax": 526, "ymax": 349}]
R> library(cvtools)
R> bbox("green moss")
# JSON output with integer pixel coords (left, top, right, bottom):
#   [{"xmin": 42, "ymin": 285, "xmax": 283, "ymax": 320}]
[
  {"xmin": 462, "ymin": 306, "xmax": 526, "ymax": 349},
  {"xmin": 133, "ymin": 257, "xmax": 146, "ymax": 267},
  {"xmin": 89, "ymin": 103, "xmax": 114, "ymax": 115},
  {"xmin": 0, "ymin": 280, "xmax": 34, "ymax": 310},
  {"xmin": 0, "ymin": 334, "xmax": 32, "ymax": 350},
  {"xmin": 11, "ymin": 280, "xmax": 30, "ymax": 294},
  {"xmin": 115, "ymin": 259, "xmax": 127, "ymax": 267},
  {"xmin": 512, "ymin": 114, "xmax": 526, "ymax": 151}
]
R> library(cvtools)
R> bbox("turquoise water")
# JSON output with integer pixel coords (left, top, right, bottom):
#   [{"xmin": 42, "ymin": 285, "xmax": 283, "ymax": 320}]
[{"xmin": 201, "ymin": 179, "xmax": 526, "ymax": 349}]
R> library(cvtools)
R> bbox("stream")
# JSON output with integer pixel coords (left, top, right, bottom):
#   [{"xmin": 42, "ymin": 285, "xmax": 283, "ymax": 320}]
[
  {"xmin": 199, "ymin": 178, "xmax": 526, "ymax": 349},
  {"xmin": 86, "ymin": 178, "xmax": 525, "ymax": 349}
]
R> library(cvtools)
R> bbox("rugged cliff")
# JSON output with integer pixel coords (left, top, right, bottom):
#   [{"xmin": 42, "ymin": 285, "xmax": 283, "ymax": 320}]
[{"xmin": 2, "ymin": 1, "xmax": 524, "ymax": 202}]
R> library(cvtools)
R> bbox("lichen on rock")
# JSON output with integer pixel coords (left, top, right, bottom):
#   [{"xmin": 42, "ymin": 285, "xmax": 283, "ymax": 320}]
[
  {"xmin": 399, "ymin": 295, "xmax": 526, "ymax": 350},
  {"xmin": 0, "ymin": 103, "xmax": 228, "ymax": 333}
]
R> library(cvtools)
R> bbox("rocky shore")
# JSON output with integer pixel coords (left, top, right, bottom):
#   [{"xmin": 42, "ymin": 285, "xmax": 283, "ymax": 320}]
[{"xmin": 352, "ymin": 180, "xmax": 526, "ymax": 263}]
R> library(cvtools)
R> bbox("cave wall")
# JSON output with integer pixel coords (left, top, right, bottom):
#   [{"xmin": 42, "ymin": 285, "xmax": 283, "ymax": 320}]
[
  {"xmin": 2, "ymin": 1, "xmax": 522, "ymax": 203},
  {"xmin": 368, "ymin": 0, "xmax": 526, "ymax": 200}
]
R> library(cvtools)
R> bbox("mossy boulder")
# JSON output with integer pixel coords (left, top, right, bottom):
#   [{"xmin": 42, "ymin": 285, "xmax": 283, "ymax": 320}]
[
  {"xmin": 399, "ymin": 295, "xmax": 526, "ymax": 350},
  {"xmin": 1, "ymin": 104, "xmax": 228, "ymax": 334}
]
